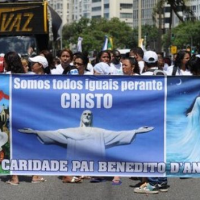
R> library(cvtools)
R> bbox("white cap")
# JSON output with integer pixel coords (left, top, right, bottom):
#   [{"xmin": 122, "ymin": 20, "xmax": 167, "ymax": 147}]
[
  {"xmin": 143, "ymin": 51, "xmax": 158, "ymax": 63},
  {"xmin": 94, "ymin": 62, "xmax": 110, "ymax": 75},
  {"xmin": 196, "ymin": 54, "xmax": 200, "ymax": 58},
  {"xmin": 28, "ymin": 56, "xmax": 48, "ymax": 68}
]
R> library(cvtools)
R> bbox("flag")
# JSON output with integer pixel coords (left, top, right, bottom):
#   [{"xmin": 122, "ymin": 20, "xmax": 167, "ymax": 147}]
[
  {"xmin": 77, "ymin": 37, "xmax": 83, "ymax": 52},
  {"xmin": 48, "ymin": 5, "xmax": 62, "ymax": 42},
  {"xmin": 107, "ymin": 37, "xmax": 113, "ymax": 50},
  {"xmin": 102, "ymin": 36, "xmax": 108, "ymax": 51},
  {"xmin": 102, "ymin": 36, "xmax": 113, "ymax": 51},
  {"xmin": 138, "ymin": 38, "xmax": 146, "ymax": 52}
]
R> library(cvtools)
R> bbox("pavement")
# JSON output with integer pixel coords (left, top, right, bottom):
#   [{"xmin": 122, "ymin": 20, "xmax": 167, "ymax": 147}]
[{"xmin": 0, "ymin": 176, "xmax": 199, "ymax": 200}]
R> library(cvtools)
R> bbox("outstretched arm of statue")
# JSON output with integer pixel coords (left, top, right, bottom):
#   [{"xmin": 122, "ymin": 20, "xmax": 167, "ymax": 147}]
[
  {"xmin": 18, "ymin": 127, "xmax": 92, "ymax": 145},
  {"xmin": 18, "ymin": 128, "xmax": 37, "ymax": 134},
  {"xmin": 18, "ymin": 128, "xmax": 68, "ymax": 144},
  {"xmin": 103, "ymin": 126, "xmax": 154, "ymax": 148},
  {"xmin": 135, "ymin": 126, "xmax": 154, "ymax": 134}
]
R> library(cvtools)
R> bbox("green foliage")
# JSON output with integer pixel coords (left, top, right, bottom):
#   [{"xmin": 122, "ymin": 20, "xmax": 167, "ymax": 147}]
[
  {"xmin": 162, "ymin": 21, "xmax": 200, "ymax": 50},
  {"xmin": 132, "ymin": 25, "xmax": 160, "ymax": 49},
  {"xmin": 62, "ymin": 17, "xmax": 135, "ymax": 52}
]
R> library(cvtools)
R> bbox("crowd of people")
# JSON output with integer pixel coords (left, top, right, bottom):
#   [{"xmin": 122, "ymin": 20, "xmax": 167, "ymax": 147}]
[
  {"xmin": 1, "ymin": 46, "xmax": 198, "ymax": 76},
  {"xmin": 0, "ymin": 46, "xmax": 199, "ymax": 194}
]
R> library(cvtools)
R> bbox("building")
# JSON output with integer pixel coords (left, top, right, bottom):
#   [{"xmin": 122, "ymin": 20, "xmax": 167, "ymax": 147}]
[
  {"xmin": 48, "ymin": 0, "xmax": 134, "ymax": 28},
  {"xmin": 48, "ymin": 0, "xmax": 200, "ymax": 28},
  {"xmin": 189, "ymin": 0, "xmax": 200, "ymax": 20},
  {"xmin": 48, "ymin": 0, "xmax": 70, "ymax": 25},
  {"xmin": 133, "ymin": 0, "xmax": 200, "ymax": 29},
  {"xmin": 90, "ymin": 0, "xmax": 133, "ymax": 28}
]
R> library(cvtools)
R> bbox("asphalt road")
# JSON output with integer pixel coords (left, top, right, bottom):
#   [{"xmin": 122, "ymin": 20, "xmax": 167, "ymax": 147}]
[{"xmin": 0, "ymin": 176, "xmax": 199, "ymax": 200}]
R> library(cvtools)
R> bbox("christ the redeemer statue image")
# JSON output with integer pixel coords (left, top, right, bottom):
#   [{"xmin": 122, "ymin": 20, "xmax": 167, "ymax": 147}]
[{"xmin": 18, "ymin": 110, "xmax": 154, "ymax": 161}]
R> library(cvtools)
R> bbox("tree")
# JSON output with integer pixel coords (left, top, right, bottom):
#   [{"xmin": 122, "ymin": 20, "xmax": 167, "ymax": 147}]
[
  {"xmin": 132, "ymin": 25, "xmax": 160, "ymax": 51},
  {"xmin": 162, "ymin": 21, "xmax": 200, "ymax": 52},
  {"xmin": 62, "ymin": 17, "xmax": 135, "ymax": 52},
  {"xmin": 153, "ymin": 0, "xmax": 195, "ymax": 54},
  {"xmin": 153, "ymin": 0, "xmax": 194, "ymax": 26}
]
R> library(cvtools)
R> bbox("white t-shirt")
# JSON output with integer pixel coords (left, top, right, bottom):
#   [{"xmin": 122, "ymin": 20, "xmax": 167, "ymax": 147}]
[
  {"xmin": 138, "ymin": 60, "xmax": 145, "ymax": 74},
  {"xmin": 51, "ymin": 64, "xmax": 64, "ymax": 74},
  {"xmin": 167, "ymin": 65, "xmax": 192, "ymax": 76},
  {"xmin": 94, "ymin": 62, "xmax": 110, "ymax": 75},
  {"xmin": 142, "ymin": 67, "xmax": 158, "ymax": 76},
  {"xmin": 87, "ymin": 63, "xmax": 94, "ymax": 74},
  {"xmin": 110, "ymin": 63, "xmax": 123, "ymax": 75},
  {"xmin": 84, "ymin": 70, "xmax": 93, "ymax": 75},
  {"xmin": 163, "ymin": 63, "xmax": 169, "ymax": 71}
]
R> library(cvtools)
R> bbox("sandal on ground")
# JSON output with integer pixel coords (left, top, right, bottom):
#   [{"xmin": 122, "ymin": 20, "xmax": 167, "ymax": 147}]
[
  {"xmin": 6, "ymin": 180, "xmax": 19, "ymax": 186},
  {"xmin": 90, "ymin": 177, "xmax": 106, "ymax": 183},
  {"xmin": 62, "ymin": 176, "xmax": 82, "ymax": 183},
  {"xmin": 112, "ymin": 180, "xmax": 122, "ymax": 185},
  {"xmin": 31, "ymin": 177, "xmax": 47, "ymax": 183}
]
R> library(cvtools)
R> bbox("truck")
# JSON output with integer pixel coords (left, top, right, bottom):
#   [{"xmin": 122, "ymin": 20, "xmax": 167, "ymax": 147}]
[{"xmin": 0, "ymin": 0, "xmax": 62, "ymax": 57}]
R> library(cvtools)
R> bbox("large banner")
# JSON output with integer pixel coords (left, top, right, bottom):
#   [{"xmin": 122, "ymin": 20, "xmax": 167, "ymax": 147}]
[{"xmin": 1, "ymin": 75, "xmax": 199, "ymax": 177}]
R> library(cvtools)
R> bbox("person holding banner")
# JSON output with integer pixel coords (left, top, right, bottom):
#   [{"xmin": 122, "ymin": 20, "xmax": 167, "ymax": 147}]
[
  {"xmin": 109, "ymin": 50, "xmax": 123, "ymax": 75},
  {"xmin": 51, "ymin": 49, "xmax": 75, "ymax": 75},
  {"xmin": 122, "ymin": 57, "xmax": 140, "ymax": 75},
  {"xmin": 73, "ymin": 53, "xmax": 93, "ymax": 75},
  {"xmin": 3, "ymin": 51, "xmax": 25, "ymax": 74},
  {"xmin": 96, "ymin": 50, "xmax": 111, "ymax": 65},
  {"xmin": 4, "ymin": 52, "xmax": 47, "ymax": 185},
  {"xmin": 28, "ymin": 55, "xmax": 50, "ymax": 75},
  {"xmin": 167, "ymin": 50, "xmax": 192, "ymax": 76},
  {"xmin": 134, "ymin": 50, "xmax": 168, "ymax": 194},
  {"xmin": 94, "ymin": 50, "xmax": 111, "ymax": 75}
]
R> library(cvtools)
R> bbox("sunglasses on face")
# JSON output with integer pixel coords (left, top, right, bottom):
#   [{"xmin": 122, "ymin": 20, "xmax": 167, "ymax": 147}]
[{"xmin": 74, "ymin": 62, "xmax": 83, "ymax": 66}]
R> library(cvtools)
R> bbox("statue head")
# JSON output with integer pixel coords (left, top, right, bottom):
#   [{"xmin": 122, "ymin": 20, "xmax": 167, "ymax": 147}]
[{"xmin": 80, "ymin": 110, "xmax": 93, "ymax": 127}]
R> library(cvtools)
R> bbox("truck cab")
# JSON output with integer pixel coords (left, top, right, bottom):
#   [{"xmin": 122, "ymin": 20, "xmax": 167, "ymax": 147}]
[{"xmin": 0, "ymin": 0, "xmax": 49, "ymax": 57}]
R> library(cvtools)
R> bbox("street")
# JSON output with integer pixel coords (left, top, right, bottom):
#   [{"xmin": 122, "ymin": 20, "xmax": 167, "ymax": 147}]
[{"xmin": 0, "ymin": 176, "xmax": 199, "ymax": 200}]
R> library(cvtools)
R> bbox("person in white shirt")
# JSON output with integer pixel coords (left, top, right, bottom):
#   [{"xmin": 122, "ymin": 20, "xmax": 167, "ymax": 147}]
[
  {"xmin": 129, "ymin": 47, "xmax": 145, "ymax": 74},
  {"xmin": 157, "ymin": 52, "xmax": 169, "ymax": 71},
  {"xmin": 167, "ymin": 50, "xmax": 192, "ymax": 76},
  {"xmin": 122, "ymin": 57, "xmax": 140, "ymax": 75},
  {"xmin": 28, "ymin": 55, "xmax": 50, "ymax": 74},
  {"xmin": 142, "ymin": 51, "xmax": 158, "ymax": 75},
  {"xmin": 94, "ymin": 50, "xmax": 111, "ymax": 75},
  {"xmin": 93, "ymin": 62, "xmax": 110, "ymax": 75},
  {"xmin": 74, "ymin": 54, "xmax": 93, "ymax": 75},
  {"xmin": 51, "ymin": 49, "xmax": 73, "ymax": 74},
  {"xmin": 73, "ymin": 52, "xmax": 94, "ymax": 74},
  {"xmin": 110, "ymin": 50, "xmax": 123, "ymax": 75}
]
